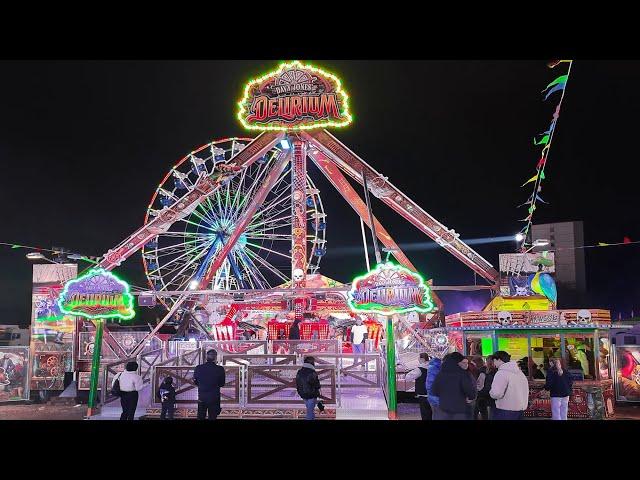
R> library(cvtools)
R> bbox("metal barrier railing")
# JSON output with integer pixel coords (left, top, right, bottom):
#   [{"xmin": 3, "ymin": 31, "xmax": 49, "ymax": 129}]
[
  {"xmin": 313, "ymin": 354, "xmax": 381, "ymax": 389},
  {"xmin": 200, "ymin": 340, "xmax": 268, "ymax": 355},
  {"xmin": 100, "ymin": 348, "xmax": 164, "ymax": 406},
  {"xmin": 271, "ymin": 339, "xmax": 341, "ymax": 355},
  {"xmin": 246, "ymin": 365, "xmax": 336, "ymax": 405},
  {"xmin": 221, "ymin": 354, "xmax": 297, "ymax": 367},
  {"xmin": 151, "ymin": 365, "xmax": 242, "ymax": 406}
]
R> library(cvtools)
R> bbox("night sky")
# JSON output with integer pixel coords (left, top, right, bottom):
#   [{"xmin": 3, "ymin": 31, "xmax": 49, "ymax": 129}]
[{"xmin": 1, "ymin": 60, "xmax": 639, "ymax": 325}]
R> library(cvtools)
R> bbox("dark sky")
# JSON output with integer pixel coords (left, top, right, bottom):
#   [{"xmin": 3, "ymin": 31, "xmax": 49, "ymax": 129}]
[{"xmin": 1, "ymin": 60, "xmax": 639, "ymax": 324}]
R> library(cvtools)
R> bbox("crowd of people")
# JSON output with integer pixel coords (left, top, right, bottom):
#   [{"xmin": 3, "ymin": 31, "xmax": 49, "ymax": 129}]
[
  {"xmin": 111, "ymin": 347, "xmax": 575, "ymax": 421},
  {"xmin": 406, "ymin": 349, "xmax": 575, "ymax": 420}
]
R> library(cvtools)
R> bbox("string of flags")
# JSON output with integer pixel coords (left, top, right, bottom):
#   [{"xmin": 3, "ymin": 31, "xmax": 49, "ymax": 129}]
[
  {"xmin": 0, "ymin": 241, "xmax": 100, "ymax": 264},
  {"xmin": 517, "ymin": 60, "xmax": 573, "ymax": 251}
]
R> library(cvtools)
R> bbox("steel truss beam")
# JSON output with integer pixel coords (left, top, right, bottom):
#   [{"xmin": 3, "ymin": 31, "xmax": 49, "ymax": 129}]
[{"xmin": 302, "ymin": 130, "xmax": 499, "ymax": 286}]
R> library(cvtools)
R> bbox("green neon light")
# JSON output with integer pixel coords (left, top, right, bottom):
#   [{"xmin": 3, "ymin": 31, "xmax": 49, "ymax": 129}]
[
  {"xmin": 57, "ymin": 268, "xmax": 135, "ymax": 321},
  {"xmin": 237, "ymin": 60, "xmax": 353, "ymax": 132},
  {"xmin": 347, "ymin": 262, "xmax": 436, "ymax": 316}
]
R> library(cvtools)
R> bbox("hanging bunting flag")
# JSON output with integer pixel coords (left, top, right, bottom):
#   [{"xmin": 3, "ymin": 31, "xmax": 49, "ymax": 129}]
[
  {"xmin": 521, "ymin": 174, "xmax": 538, "ymax": 187},
  {"xmin": 540, "ymin": 169, "xmax": 546, "ymax": 180},
  {"xmin": 11, "ymin": 244, "xmax": 21, "ymax": 249},
  {"xmin": 543, "ymin": 75, "xmax": 569, "ymax": 92},
  {"xmin": 527, "ymin": 204, "xmax": 536, "ymax": 214},
  {"xmin": 597, "ymin": 242, "xmax": 610, "ymax": 247},
  {"xmin": 548, "ymin": 60, "xmax": 571, "ymax": 68},
  {"xmin": 536, "ymin": 157, "xmax": 546, "ymax": 169},
  {"xmin": 623, "ymin": 236, "xmax": 632, "ymax": 244},
  {"xmin": 535, "ymin": 194, "xmax": 548, "ymax": 204},
  {"xmin": 544, "ymin": 82, "xmax": 566, "ymax": 100},
  {"xmin": 534, "ymin": 134, "xmax": 550, "ymax": 145}
]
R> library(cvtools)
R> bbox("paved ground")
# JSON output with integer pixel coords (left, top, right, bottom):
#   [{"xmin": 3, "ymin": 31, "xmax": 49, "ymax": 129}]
[
  {"xmin": 2, "ymin": 402, "xmax": 640, "ymax": 420},
  {"xmin": 0, "ymin": 403, "xmax": 86, "ymax": 420}
]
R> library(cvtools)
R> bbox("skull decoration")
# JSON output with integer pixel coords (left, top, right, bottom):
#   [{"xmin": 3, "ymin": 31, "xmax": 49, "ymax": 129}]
[
  {"xmin": 292, "ymin": 268, "xmax": 305, "ymax": 282},
  {"xmin": 497, "ymin": 311, "xmax": 513, "ymax": 327},
  {"xmin": 576, "ymin": 309, "xmax": 592, "ymax": 325}
]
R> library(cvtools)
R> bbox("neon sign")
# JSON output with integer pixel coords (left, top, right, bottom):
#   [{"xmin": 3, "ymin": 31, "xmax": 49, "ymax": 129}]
[
  {"xmin": 237, "ymin": 61, "xmax": 352, "ymax": 131},
  {"xmin": 348, "ymin": 262, "xmax": 435, "ymax": 316},
  {"xmin": 57, "ymin": 268, "xmax": 135, "ymax": 320}
]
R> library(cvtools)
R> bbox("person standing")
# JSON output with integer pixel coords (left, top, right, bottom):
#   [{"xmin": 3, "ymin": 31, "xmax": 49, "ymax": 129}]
[
  {"xmin": 405, "ymin": 353, "xmax": 432, "ymax": 420},
  {"xmin": 489, "ymin": 351, "xmax": 530, "ymax": 420},
  {"xmin": 476, "ymin": 355, "xmax": 497, "ymax": 420},
  {"xmin": 113, "ymin": 361, "xmax": 144, "ymax": 421},
  {"xmin": 157, "ymin": 376, "xmax": 177, "ymax": 420},
  {"xmin": 544, "ymin": 358, "xmax": 573, "ymax": 420},
  {"xmin": 426, "ymin": 356, "xmax": 442, "ymax": 418},
  {"xmin": 296, "ymin": 356, "xmax": 321, "ymax": 420},
  {"xmin": 350, "ymin": 317, "xmax": 368, "ymax": 354},
  {"xmin": 193, "ymin": 349, "xmax": 226, "ymax": 420},
  {"xmin": 289, "ymin": 318, "xmax": 301, "ymax": 340},
  {"xmin": 430, "ymin": 352, "xmax": 477, "ymax": 420}
]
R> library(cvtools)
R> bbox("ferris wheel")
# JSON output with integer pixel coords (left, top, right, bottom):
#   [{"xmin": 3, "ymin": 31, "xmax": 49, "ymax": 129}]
[{"xmin": 142, "ymin": 137, "xmax": 327, "ymax": 307}]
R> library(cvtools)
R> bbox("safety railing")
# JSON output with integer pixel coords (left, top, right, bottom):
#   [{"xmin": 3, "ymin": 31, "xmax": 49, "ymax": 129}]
[
  {"xmin": 313, "ymin": 354, "xmax": 380, "ymax": 389},
  {"xmin": 221, "ymin": 354, "xmax": 297, "ymax": 367},
  {"xmin": 78, "ymin": 331, "xmax": 164, "ymax": 361},
  {"xmin": 246, "ymin": 365, "xmax": 336, "ymax": 405},
  {"xmin": 200, "ymin": 340, "xmax": 268, "ymax": 355},
  {"xmin": 270, "ymin": 339, "xmax": 341, "ymax": 355},
  {"xmin": 99, "ymin": 347, "xmax": 164, "ymax": 406},
  {"xmin": 151, "ymin": 365, "xmax": 241, "ymax": 406}
]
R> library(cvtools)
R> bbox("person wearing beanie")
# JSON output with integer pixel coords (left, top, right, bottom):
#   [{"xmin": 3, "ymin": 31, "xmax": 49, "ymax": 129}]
[
  {"xmin": 489, "ymin": 350, "xmax": 530, "ymax": 420},
  {"xmin": 430, "ymin": 352, "xmax": 477, "ymax": 420},
  {"xmin": 296, "ymin": 356, "xmax": 321, "ymax": 420}
]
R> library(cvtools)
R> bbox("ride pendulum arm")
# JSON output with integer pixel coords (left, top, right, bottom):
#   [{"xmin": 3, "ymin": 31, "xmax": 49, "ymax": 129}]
[
  {"xmin": 309, "ymin": 150, "xmax": 416, "ymax": 271},
  {"xmin": 98, "ymin": 131, "xmax": 284, "ymax": 272},
  {"xmin": 308, "ymin": 149, "xmax": 445, "ymax": 314},
  {"xmin": 302, "ymin": 129, "xmax": 500, "ymax": 286}
]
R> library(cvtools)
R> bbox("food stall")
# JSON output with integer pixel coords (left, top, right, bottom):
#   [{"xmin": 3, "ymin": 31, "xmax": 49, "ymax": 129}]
[{"xmin": 445, "ymin": 308, "xmax": 615, "ymax": 419}]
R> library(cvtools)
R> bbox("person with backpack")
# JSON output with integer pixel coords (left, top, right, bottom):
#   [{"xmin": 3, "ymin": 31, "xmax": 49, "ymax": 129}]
[
  {"xmin": 157, "ymin": 376, "xmax": 177, "ymax": 420},
  {"xmin": 296, "ymin": 356, "xmax": 321, "ymax": 420},
  {"xmin": 544, "ymin": 357, "xmax": 573, "ymax": 420},
  {"xmin": 426, "ymin": 356, "xmax": 442, "ymax": 419},
  {"xmin": 193, "ymin": 349, "xmax": 226, "ymax": 420},
  {"xmin": 404, "ymin": 353, "xmax": 432, "ymax": 420},
  {"xmin": 430, "ymin": 352, "xmax": 477, "ymax": 420},
  {"xmin": 489, "ymin": 350, "xmax": 530, "ymax": 420},
  {"xmin": 112, "ymin": 361, "xmax": 144, "ymax": 421}
]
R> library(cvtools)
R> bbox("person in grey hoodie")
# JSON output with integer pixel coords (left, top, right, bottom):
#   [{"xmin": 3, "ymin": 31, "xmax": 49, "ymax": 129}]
[{"xmin": 489, "ymin": 350, "xmax": 530, "ymax": 420}]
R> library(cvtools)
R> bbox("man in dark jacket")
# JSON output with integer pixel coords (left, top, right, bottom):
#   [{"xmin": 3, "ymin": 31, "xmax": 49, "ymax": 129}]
[
  {"xmin": 289, "ymin": 319, "xmax": 301, "ymax": 340},
  {"xmin": 430, "ymin": 352, "xmax": 477, "ymax": 420},
  {"xmin": 193, "ymin": 349, "xmax": 226, "ymax": 420},
  {"xmin": 296, "ymin": 356, "xmax": 321, "ymax": 420}
]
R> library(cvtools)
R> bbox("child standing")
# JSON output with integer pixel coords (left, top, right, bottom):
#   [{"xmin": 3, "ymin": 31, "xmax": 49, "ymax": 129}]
[{"xmin": 157, "ymin": 376, "xmax": 176, "ymax": 420}]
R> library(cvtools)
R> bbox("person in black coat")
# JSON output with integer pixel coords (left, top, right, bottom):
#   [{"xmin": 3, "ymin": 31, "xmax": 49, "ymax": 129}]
[
  {"xmin": 296, "ymin": 356, "xmax": 321, "ymax": 420},
  {"xmin": 289, "ymin": 319, "xmax": 301, "ymax": 340},
  {"xmin": 430, "ymin": 352, "xmax": 477, "ymax": 420},
  {"xmin": 476, "ymin": 355, "xmax": 497, "ymax": 420},
  {"xmin": 544, "ymin": 358, "xmax": 573, "ymax": 420},
  {"xmin": 193, "ymin": 350, "xmax": 226, "ymax": 420},
  {"xmin": 157, "ymin": 376, "xmax": 177, "ymax": 420}
]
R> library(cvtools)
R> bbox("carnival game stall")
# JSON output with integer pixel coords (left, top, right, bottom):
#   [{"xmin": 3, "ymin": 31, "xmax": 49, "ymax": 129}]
[
  {"xmin": 445, "ymin": 308, "xmax": 615, "ymax": 419},
  {"xmin": 610, "ymin": 324, "xmax": 640, "ymax": 403}
]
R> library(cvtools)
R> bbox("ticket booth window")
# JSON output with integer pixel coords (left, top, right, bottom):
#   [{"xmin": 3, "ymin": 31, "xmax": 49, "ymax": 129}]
[
  {"xmin": 563, "ymin": 334, "xmax": 596, "ymax": 380},
  {"xmin": 465, "ymin": 332, "xmax": 493, "ymax": 356}
]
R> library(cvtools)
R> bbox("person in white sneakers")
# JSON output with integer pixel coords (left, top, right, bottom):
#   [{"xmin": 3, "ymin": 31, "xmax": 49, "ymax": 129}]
[{"xmin": 489, "ymin": 350, "xmax": 530, "ymax": 420}]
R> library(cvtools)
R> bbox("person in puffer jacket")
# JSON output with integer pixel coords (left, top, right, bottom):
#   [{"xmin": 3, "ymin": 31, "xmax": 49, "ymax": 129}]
[
  {"xmin": 425, "ymin": 357, "xmax": 442, "ymax": 418},
  {"xmin": 430, "ymin": 352, "xmax": 477, "ymax": 420},
  {"xmin": 489, "ymin": 350, "xmax": 530, "ymax": 420},
  {"xmin": 296, "ymin": 356, "xmax": 321, "ymax": 420}
]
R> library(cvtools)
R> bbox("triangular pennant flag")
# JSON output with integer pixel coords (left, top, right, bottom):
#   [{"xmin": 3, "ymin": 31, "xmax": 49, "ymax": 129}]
[
  {"xmin": 535, "ymin": 194, "xmax": 549, "ymax": 204},
  {"xmin": 540, "ymin": 169, "xmax": 546, "ymax": 180},
  {"xmin": 543, "ymin": 74, "xmax": 569, "ymax": 91},
  {"xmin": 553, "ymin": 104, "xmax": 561, "ymax": 120},
  {"xmin": 11, "ymin": 244, "xmax": 21, "ymax": 249},
  {"xmin": 541, "ymin": 144, "xmax": 550, "ymax": 155},
  {"xmin": 544, "ymin": 82, "xmax": 566, "ymax": 100},
  {"xmin": 528, "ymin": 205, "xmax": 537, "ymax": 214},
  {"xmin": 536, "ymin": 157, "xmax": 546, "ymax": 169},
  {"xmin": 521, "ymin": 174, "xmax": 538, "ymax": 187},
  {"xmin": 623, "ymin": 236, "xmax": 632, "ymax": 244},
  {"xmin": 534, "ymin": 134, "xmax": 550, "ymax": 145},
  {"xmin": 548, "ymin": 60, "xmax": 571, "ymax": 69},
  {"xmin": 598, "ymin": 242, "xmax": 610, "ymax": 247},
  {"xmin": 519, "ymin": 214, "xmax": 533, "ymax": 222}
]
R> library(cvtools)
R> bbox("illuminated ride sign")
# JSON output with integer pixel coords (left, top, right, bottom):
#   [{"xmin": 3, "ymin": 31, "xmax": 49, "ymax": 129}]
[
  {"xmin": 237, "ymin": 60, "xmax": 352, "ymax": 131},
  {"xmin": 348, "ymin": 262, "xmax": 435, "ymax": 316},
  {"xmin": 57, "ymin": 268, "xmax": 135, "ymax": 320}
]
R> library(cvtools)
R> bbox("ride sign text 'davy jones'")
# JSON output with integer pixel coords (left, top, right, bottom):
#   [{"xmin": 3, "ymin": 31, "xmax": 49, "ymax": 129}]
[{"xmin": 237, "ymin": 61, "xmax": 352, "ymax": 131}]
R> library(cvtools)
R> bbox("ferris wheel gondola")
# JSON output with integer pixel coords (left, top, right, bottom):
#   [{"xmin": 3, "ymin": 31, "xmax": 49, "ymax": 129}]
[{"xmin": 142, "ymin": 137, "xmax": 327, "ymax": 308}]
